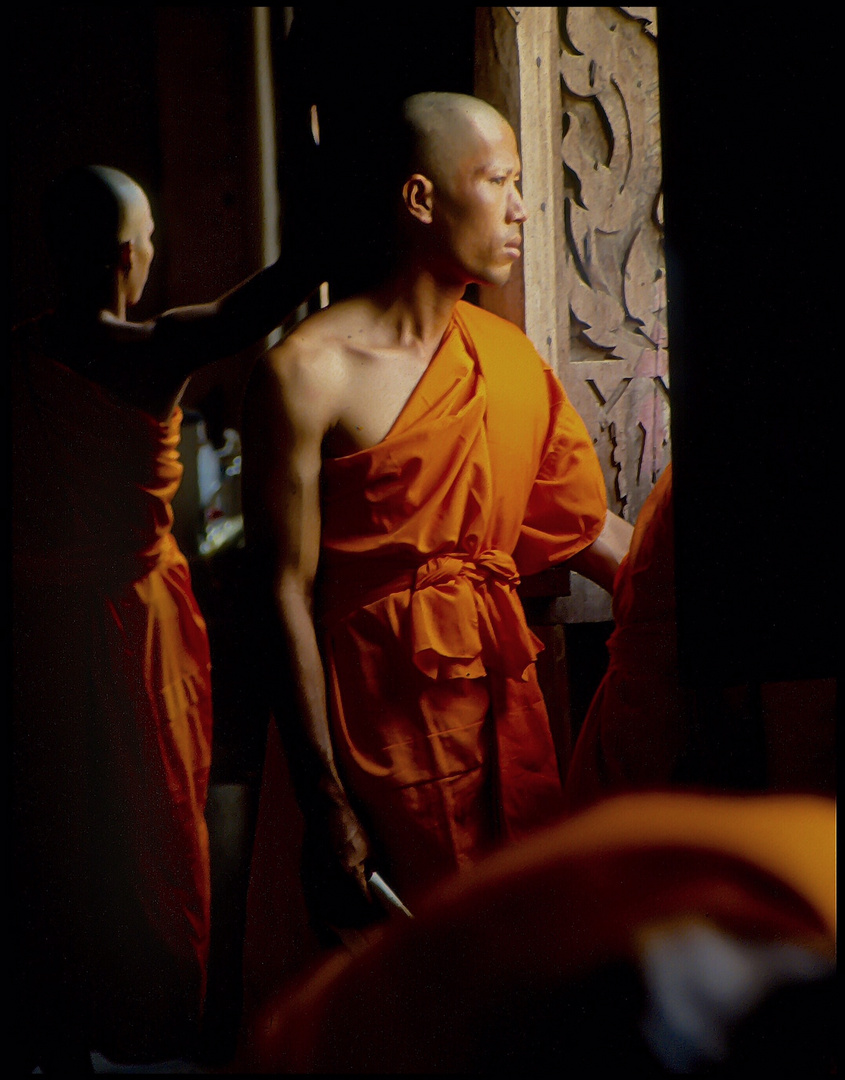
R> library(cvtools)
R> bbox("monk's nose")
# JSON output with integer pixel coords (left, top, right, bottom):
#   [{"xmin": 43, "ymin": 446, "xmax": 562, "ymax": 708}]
[{"xmin": 509, "ymin": 189, "xmax": 527, "ymax": 224}]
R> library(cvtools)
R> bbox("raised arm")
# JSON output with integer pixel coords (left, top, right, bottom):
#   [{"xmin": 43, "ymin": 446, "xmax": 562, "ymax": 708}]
[
  {"xmin": 151, "ymin": 251, "xmax": 322, "ymax": 370},
  {"xmin": 241, "ymin": 336, "xmax": 375, "ymax": 932},
  {"xmin": 92, "ymin": 249, "xmax": 324, "ymax": 419}
]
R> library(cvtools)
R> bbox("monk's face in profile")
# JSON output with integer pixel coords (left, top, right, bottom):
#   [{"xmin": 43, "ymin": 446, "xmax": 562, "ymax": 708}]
[
  {"xmin": 121, "ymin": 191, "xmax": 156, "ymax": 307},
  {"xmin": 429, "ymin": 109, "xmax": 527, "ymax": 288}
]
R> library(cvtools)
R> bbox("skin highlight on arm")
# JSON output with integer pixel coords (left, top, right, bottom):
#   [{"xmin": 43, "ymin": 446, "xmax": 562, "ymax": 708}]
[
  {"xmin": 242, "ymin": 331, "xmax": 373, "ymax": 915},
  {"xmin": 567, "ymin": 510, "xmax": 634, "ymax": 594}
]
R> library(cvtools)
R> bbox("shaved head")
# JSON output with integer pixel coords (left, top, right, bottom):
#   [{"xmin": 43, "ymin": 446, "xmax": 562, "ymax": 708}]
[
  {"xmin": 330, "ymin": 93, "xmax": 520, "ymax": 295},
  {"xmin": 401, "ymin": 92, "xmax": 512, "ymax": 189},
  {"xmin": 391, "ymin": 91, "xmax": 525, "ymax": 290},
  {"xmin": 43, "ymin": 164, "xmax": 149, "ymax": 274}
]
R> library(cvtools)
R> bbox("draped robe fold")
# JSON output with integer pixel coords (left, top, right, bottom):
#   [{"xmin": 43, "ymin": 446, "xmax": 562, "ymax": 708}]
[
  {"xmin": 565, "ymin": 461, "xmax": 836, "ymax": 806},
  {"xmin": 317, "ymin": 300, "xmax": 607, "ymax": 900},
  {"xmin": 12, "ymin": 316, "xmax": 213, "ymax": 1061},
  {"xmin": 565, "ymin": 463, "xmax": 681, "ymax": 810}
]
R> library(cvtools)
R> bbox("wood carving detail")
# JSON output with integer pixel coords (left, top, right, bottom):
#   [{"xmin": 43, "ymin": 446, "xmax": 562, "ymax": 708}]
[{"xmin": 558, "ymin": 6, "xmax": 669, "ymax": 520}]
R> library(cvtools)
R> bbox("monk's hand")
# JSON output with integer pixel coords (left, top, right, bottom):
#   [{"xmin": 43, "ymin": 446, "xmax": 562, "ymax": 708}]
[{"xmin": 300, "ymin": 792, "xmax": 380, "ymax": 933}]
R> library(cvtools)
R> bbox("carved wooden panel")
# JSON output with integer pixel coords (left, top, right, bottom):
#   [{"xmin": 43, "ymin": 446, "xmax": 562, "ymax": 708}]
[{"xmin": 557, "ymin": 6, "xmax": 669, "ymax": 524}]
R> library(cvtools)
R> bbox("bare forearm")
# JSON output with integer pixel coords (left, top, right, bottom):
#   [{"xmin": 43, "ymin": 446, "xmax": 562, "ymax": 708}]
[
  {"xmin": 567, "ymin": 510, "xmax": 634, "ymax": 593},
  {"xmin": 209, "ymin": 257, "xmax": 321, "ymax": 357},
  {"xmin": 242, "ymin": 347, "xmax": 375, "ymax": 926},
  {"xmin": 273, "ymin": 582, "xmax": 371, "ymax": 878},
  {"xmin": 156, "ymin": 256, "xmax": 321, "ymax": 368},
  {"xmin": 273, "ymin": 583, "xmax": 346, "ymax": 808}
]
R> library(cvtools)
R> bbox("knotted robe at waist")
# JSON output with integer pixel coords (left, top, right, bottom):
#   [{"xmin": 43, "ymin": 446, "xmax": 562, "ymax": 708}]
[{"xmin": 321, "ymin": 547, "xmax": 543, "ymax": 682}]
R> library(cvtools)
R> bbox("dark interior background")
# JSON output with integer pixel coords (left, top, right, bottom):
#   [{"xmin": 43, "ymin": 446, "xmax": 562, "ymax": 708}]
[{"xmin": 658, "ymin": 9, "xmax": 837, "ymax": 687}]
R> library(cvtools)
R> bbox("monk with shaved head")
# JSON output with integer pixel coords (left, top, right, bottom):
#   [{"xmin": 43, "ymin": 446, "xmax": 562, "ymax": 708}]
[
  {"xmin": 242, "ymin": 93, "xmax": 633, "ymax": 937},
  {"xmin": 12, "ymin": 163, "xmax": 318, "ymax": 1071}
]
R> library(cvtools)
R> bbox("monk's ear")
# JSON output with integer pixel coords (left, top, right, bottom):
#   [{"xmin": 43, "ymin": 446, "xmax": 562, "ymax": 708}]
[
  {"xmin": 402, "ymin": 174, "xmax": 435, "ymax": 225},
  {"xmin": 117, "ymin": 240, "xmax": 134, "ymax": 275}
]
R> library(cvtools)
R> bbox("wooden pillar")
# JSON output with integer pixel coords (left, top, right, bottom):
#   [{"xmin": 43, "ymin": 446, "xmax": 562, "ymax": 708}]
[
  {"xmin": 253, "ymin": 7, "xmax": 282, "ymax": 268},
  {"xmin": 477, "ymin": 8, "xmax": 575, "ymax": 769},
  {"xmin": 475, "ymin": 8, "xmax": 569, "ymax": 363},
  {"xmin": 474, "ymin": 7, "xmax": 527, "ymax": 336}
]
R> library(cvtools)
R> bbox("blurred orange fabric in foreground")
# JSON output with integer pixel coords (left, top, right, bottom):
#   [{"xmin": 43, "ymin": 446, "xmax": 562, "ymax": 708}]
[{"xmin": 237, "ymin": 791, "xmax": 835, "ymax": 1074}]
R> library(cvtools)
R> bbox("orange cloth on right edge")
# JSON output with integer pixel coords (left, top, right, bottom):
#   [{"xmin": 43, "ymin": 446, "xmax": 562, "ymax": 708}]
[
  {"xmin": 237, "ymin": 791, "xmax": 836, "ymax": 1075},
  {"xmin": 317, "ymin": 299, "xmax": 607, "ymax": 905},
  {"xmin": 565, "ymin": 463, "xmax": 684, "ymax": 811},
  {"xmin": 564, "ymin": 461, "xmax": 837, "ymax": 809}
]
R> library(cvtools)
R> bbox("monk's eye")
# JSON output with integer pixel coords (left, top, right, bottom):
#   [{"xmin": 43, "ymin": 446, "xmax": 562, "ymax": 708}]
[{"xmin": 490, "ymin": 176, "xmax": 507, "ymax": 185}]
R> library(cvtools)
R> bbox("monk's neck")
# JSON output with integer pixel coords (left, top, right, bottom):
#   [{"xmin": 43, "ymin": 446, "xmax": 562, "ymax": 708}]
[
  {"xmin": 54, "ymin": 285, "xmax": 128, "ymax": 328},
  {"xmin": 368, "ymin": 267, "xmax": 465, "ymax": 353}
]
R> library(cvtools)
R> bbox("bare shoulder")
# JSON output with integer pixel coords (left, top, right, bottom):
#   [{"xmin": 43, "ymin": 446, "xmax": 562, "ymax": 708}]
[
  {"xmin": 280, "ymin": 294, "xmax": 378, "ymax": 356},
  {"xmin": 269, "ymin": 297, "xmax": 379, "ymax": 382},
  {"xmin": 249, "ymin": 299, "xmax": 370, "ymax": 433}
]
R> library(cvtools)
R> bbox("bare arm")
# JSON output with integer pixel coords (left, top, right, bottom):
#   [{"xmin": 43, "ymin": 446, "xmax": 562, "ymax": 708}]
[
  {"xmin": 241, "ymin": 339, "xmax": 374, "ymax": 928},
  {"xmin": 151, "ymin": 253, "xmax": 321, "ymax": 370},
  {"xmin": 91, "ymin": 250, "xmax": 323, "ymax": 419},
  {"xmin": 566, "ymin": 510, "xmax": 634, "ymax": 594}
]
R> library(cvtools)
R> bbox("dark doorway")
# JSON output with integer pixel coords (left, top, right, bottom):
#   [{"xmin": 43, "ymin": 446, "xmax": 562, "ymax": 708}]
[
  {"xmin": 271, "ymin": 6, "xmax": 478, "ymax": 300},
  {"xmin": 658, "ymin": 10, "xmax": 837, "ymax": 687}
]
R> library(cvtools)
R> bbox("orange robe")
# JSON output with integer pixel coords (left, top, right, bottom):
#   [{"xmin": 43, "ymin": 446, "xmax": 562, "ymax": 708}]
[
  {"xmin": 317, "ymin": 299, "xmax": 607, "ymax": 902},
  {"xmin": 565, "ymin": 463, "xmax": 684, "ymax": 810},
  {"xmin": 565, "ymin": 461, "xmax": 836, "ymax": 806},
  {"xmin": 12, "ymin": 316, "xmax": 213, "ymax": 1062}
]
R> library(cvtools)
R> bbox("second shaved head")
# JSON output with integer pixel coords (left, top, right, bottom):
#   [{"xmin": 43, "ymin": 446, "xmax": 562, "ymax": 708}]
[
  {"xmin": 42, "ymin": 164, "xmax": 155, "ymax": 306},
  {"xmin": 43, "ymin": 165, "xmax": 150, "ymax": 270}
]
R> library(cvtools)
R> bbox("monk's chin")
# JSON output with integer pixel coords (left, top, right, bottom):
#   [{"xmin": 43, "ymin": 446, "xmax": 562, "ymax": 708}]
[{"xmin": 477, "ymin": 266, "xmax": 515, "ymax": 289}]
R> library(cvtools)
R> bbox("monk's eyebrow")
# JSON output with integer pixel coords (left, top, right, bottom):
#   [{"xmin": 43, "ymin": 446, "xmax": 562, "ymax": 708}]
[{"xmin": 475, "ymin": 162, "xmax": 516, "ymax": 177}]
